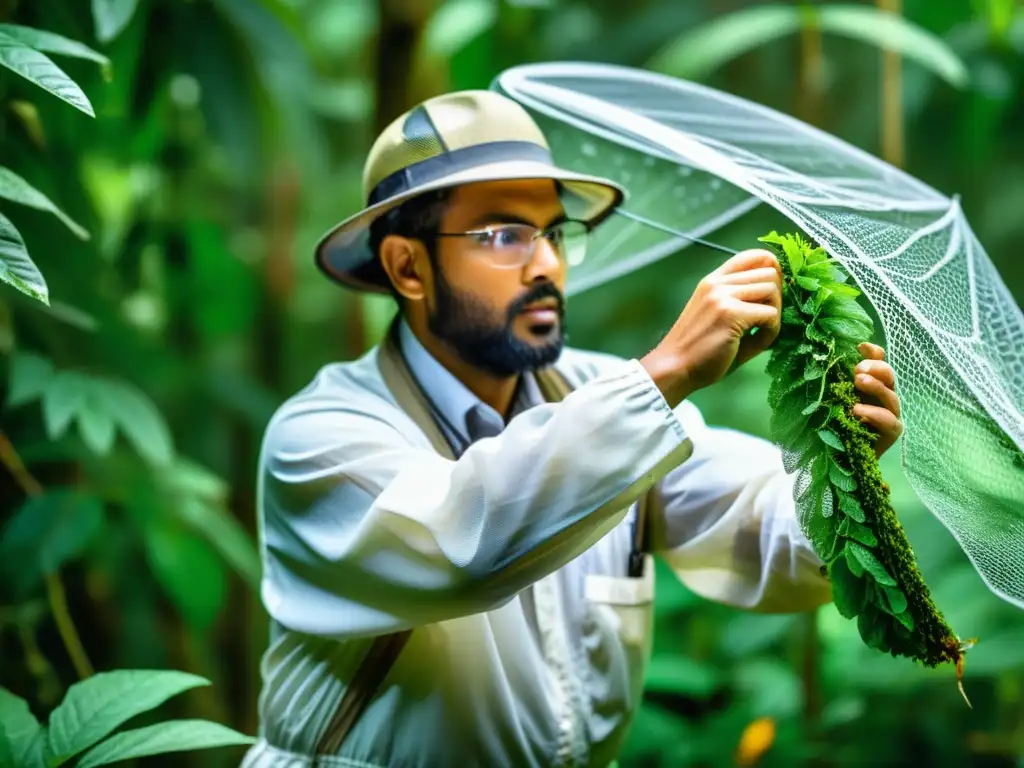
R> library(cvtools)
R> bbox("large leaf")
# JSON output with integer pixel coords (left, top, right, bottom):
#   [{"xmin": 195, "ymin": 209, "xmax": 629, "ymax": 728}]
[
  {"xmin": 92, "ymin": 0, "xmax": 141, "ymax": 44},
  {"xmin": 0, "ymin": 687, "xmax": 43, "ymax": 767},
  {"xmin": 0, "ymin": 210, "xmax": 47, "ymax": 303},
  {"xmin": 156, "ymin": 458, "xmax": 261, "ymax": 587},
  {"xmin": 421, "ymin": 0, "xmax": 498, "ymax": 58},
  {"xmin": 99, "ymin": 379, "xmax": 174, "ymax": 466},
  {"xmin": 143, "ymin": 522, "xmax": 228, "ymax": 630},
  {"xmin": 647, "ymin": 4, "xmax": 968, "ymax": 88},
  {"xmin": 75, "ymin": 719, "xmax": 256, "ymax": 767},
  {"xmin": 0, "ymin": 490, "xmax": 105, "ymax": 595},
  {"xmin": 0, "ymin": 30, "xmax": 95, "ymax": 116},
  {"xmin": 41, "ymin": 371, "xmax": 92, "ymax": 441},
  {"xmin": 0, "ymin": 167, "xmax": 89, "ymax": 240},
  {"xmin": 177, "ymin": 497, "xmax": 261, "ymax": 589},
  {"xmin": 6, "ymin": 352, "xmax": 55, "ymax": 408},
  {"xmin": 47, "ymin": 670, "xmax": 211, "ymax": 764},
  {"xmin": 0, "ymin": 24, "xmax": 110, "ymax": 68}
]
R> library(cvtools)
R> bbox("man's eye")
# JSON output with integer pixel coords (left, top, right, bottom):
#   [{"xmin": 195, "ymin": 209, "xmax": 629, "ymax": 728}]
[{"xmin": 493, "ymin": 228, "xmax": 529, "ymax": 248}]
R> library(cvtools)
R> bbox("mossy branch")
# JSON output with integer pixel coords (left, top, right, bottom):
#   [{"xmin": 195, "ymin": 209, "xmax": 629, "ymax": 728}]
[{"xmin": 759, "ymin": 231, "xmax": 974, "ymax": 706}]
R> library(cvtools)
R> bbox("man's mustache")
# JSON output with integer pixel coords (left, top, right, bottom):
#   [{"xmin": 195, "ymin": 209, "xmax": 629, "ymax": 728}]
[{"xmin": 507, "ymin": 283, "xmax": 565, "ymax": 319}]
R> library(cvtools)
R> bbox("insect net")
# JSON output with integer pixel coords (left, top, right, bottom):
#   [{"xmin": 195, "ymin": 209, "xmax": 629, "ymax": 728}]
[{"xmin": 492, "ymin": 62, "xmax": 1024, "ymax": 610}]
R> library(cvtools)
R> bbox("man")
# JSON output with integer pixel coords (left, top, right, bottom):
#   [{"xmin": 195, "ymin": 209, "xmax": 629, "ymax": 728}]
[{"xmin": 243, "ymin": 91, "xmax": 903, "ymax": 767}]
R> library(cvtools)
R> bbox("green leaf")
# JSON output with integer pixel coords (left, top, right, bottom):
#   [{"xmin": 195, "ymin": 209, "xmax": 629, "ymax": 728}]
[
  {"xmin": 796, "ymin": 276, "xmax": 820, "ymax": 292},
  {"xmin": 844, "ymin": 544, "xmax": 865, "ymax": 577},
  {"xmin": 824, "ymin": 293, "xmax": 874, "ymax": 327},
  {"xmin": 76, "ymin": 389, "xmax": 117, "ymax": 456},
  {"xmin": 838, "ymin": 492, "xmax": 867, "ymax": 522},
  {"xmin": 0, "ymin": 167, "xmax": 89, "ymax": 240},
  {"xmin": 75, "ymin": 719, "xmax": 255, "ymax": 767},
  {"xmin": 176, "ymin": 497, "xmax": 261, "ymax": 589},
  {"xmin": 646, "ymin": 3, "xmax": 968, "ymax": 88},
  {"xmin": 98, "ymin": 379, "xmax": 174, "ymax": 466},
  {"xmin": 41, "ymin": 371, "xmax": 91, "ymax": 440},
  {"xmin": 801, "ymin": 401, "xmax": 821, "ymax": 416},
  {"xmin": 644, "ymin": 655, "xmax": 720, "ymax": 696},
  {"xmin": 6, "ymin": 352, "xmax": 53, "ymax": 408},
  {"xmin": 422, "ymin": 0, "xmax": 498, "ymax": 58},
  {"xmin": 805, "ymin": 322, "xmax": 831, "ymax": 343},
  {"xmin": 0, "ymin": 24, "xmax": 109, "ymax": 67},
  {"xmin": 804, "ymin": 261, "xmax": 840, "ymax": 282},
  {"xmin": 847, "ymin": 542, "xmax": 898, "ymax": 587},
  {"xmin": 0, "ymin": 31, "xmax": 94, "ymax": 116},
  {"xmin": 844, "ymin": 519, "xmax": 879, "ymax": 548},
  {"xmin": 0, "ymin": 687, "xmax": 43, "ymax": 768},
  {"xmin": 0, "ymin": 210, "xmax": 47, "ymax": 304},
  {"xmin": 92, "ymin": 0, "xmax": 140, "ymax": 44},
  {"xmin": 143, "ymin": 522, "xmax": 227, "ymax": 630},
  {"xmin": 829, "ymin": 552, "xmax": 866, "ymax": 619},
  {"xmin": 819, "ymin": 316, "xmax": 872, "ymax": 343},
  {"xmin": 883, "ymin": 586, "xmax": 908, "ymax": 615},
  {"xmin": 804, "ymin": 357, "xmax": 825, "ymax": 381},
  {"xmin": 857, "ymin": 606, "xmax": 889, "ymax": 651},
  {"xmin": 0, "ymin": 490, "xmax": 104, "ymax": 595},
  {"xmin": 782, "ymin": 305, "xmax": 803, "ymax": 326},
  {"xmin": 816, "ymin": 5, "xmax": 968, "ymax": 87},
  {"xmin": 828, "ymin": 458, "xmax": 858, "ymax": 491},
  {"xmin": 47, "ymin": 671, "xmax": 211, "ymax": 764},
  {"xmin": 893, "ymin": 606, "xmax": 915, "ymax": 631},
  {"xmin": 818, "ymin": 429, "xmax": 845, "ymax": 452}
]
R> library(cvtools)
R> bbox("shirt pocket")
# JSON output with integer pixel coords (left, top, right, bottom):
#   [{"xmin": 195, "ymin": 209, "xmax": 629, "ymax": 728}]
[{"xmin": 582, "ymin": 554, "xmax": 657, "ymax": 711}]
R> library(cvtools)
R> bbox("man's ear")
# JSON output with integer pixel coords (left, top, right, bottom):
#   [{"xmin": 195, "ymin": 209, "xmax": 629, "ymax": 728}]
[{"xmin": 380, "ymin": 235, "xmax": 429, "ymax": 302}]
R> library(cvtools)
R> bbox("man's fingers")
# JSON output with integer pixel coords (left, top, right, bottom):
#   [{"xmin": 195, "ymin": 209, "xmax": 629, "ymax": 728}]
[
  {"xmin": 732, "ymin": 300, "xmax": 780, "ymax": 330},
  {"xmin": 715, "ymin": 249, "xmax": 780, "ymax": 277},
  {"xmin": 858, "ymin": 342, "xmax": 885, "ymax": 361},
  {"xmin": 714, "ymin": 267, "xmax": 781, "ymax": 286},
  {"xmin": 852, "ymin": 403, "xmax": 903, "ymax": 439},
  {"xmin": 730, "ymin": 282, "xmax": 780, "ymax": 304},
  {"xmin": 854, "ymin": 359, "xmax": 895, "ymax": 390},
  {"xmin": 854, "ymin": 372, "xmax": 900, "ymax": 419}
]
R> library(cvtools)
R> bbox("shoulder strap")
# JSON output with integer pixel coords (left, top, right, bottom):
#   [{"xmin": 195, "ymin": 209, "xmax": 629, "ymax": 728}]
[{"xmin": 315, "ymin": 324, "xmax": 456, "ymax": 758}]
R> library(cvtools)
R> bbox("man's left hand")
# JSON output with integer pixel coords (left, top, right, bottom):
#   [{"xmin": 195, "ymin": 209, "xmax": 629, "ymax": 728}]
[{"xmin": 852, "ymin": 342, "xmax": 903, "ymax": 459}]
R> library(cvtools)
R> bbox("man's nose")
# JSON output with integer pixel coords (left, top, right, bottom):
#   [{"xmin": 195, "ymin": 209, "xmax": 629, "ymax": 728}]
[{"xmin": 522, "ymin": 236, "xmax": 564, "ymax": 283}]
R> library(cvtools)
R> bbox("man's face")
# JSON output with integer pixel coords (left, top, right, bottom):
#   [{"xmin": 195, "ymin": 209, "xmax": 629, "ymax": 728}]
[{"xmin": 424, "ymin": 179, "xmax": 571, "ymax": 377}]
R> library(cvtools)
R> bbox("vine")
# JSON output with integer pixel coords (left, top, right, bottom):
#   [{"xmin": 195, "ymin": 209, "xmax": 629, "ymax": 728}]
[{"xmin": 759, "ymin": 231, "xmax": 975, "ymax": 706}]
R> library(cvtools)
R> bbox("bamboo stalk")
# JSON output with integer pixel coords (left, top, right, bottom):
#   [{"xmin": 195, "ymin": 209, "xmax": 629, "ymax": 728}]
[
  {"xmin": 878, "ymin": 0, "xmax": 904, "ymax": 167},
  {"xmin": 0, "ymin": 429, "xmax": 94, "ymax": 679}
]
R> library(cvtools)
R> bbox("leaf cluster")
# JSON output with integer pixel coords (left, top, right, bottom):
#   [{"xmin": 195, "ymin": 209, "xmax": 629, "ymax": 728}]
[
  {"xmin": 0, "ymin": 670, "xmax": 253, "ymax": 767},
  {"xmin": 759, "ymin": 231, "xmax": 961, "ymax": 668}
]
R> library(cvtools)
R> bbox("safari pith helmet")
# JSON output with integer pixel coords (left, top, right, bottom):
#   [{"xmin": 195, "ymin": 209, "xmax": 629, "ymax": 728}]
[{"xmin": 313, "ymin": 89, "xmax": 627, "ymax": 293}]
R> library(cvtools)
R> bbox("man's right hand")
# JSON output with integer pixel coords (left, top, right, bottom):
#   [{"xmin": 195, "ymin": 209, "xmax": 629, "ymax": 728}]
[{"xmin": 640, "ymin": 248, "xmax": 783, "ymax": 408}]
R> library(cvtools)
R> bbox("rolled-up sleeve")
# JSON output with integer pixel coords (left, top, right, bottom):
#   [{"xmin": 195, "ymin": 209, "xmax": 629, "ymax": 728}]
[
  {"xmin": 650, "ymin": 401, "xmax": 833, "ymax": 613},
  {"xmin": 258, "ymin": 357, "xmax": 694, "ymax": 640}
]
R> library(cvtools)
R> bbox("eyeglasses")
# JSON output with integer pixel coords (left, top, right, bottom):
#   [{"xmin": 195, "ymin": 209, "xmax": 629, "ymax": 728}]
[{"xmin": 434, "ymin": 219, "xmax": 590, "ymax": 269}]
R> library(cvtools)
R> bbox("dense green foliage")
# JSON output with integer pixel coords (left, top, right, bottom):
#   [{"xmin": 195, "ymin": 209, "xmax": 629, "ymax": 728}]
[{"xmin": 0, "ymin": 1, "xmax": 1022, "ymax": 766}]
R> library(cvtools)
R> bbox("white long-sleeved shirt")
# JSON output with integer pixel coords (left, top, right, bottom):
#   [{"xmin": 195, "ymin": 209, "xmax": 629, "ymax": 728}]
[{"xmin": 241, "ymin": 321, "xmax": 831, "ymax": 768}]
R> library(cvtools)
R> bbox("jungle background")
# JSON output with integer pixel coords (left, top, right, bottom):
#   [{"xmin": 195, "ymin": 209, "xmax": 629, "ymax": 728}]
[{"xmin": 1, "ymin": 0, "xmax": 1023, "ymax": 766}]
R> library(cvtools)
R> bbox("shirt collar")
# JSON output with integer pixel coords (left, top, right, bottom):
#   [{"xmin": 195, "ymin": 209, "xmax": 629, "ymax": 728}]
[{"xmin": 398, "ymin": 319, "xmax": 515, "ymax": 441}]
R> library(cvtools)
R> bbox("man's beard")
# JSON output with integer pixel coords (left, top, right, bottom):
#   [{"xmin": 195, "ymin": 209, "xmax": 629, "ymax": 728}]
[{"xmin": 427, "ymin": 272, "xmax": 567, "ymax": 377}]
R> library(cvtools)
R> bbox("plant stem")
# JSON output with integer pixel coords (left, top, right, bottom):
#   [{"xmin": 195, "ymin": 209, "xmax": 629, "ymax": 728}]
[
  {"xmin": 45, "ymin": 572, "xmax": 94, "ymax": 679},
  {"xmin": 0, "ymin": 428, "xmax": 94, "ymax": 679}
]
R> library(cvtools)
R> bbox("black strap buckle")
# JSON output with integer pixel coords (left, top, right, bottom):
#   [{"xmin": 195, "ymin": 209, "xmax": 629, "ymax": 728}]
[{"xmin": 627, "ymin": 549, "xmax": 646, "ymax": 578}]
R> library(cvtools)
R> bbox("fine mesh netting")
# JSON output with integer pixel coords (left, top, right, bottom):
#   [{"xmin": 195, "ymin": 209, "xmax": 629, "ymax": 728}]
[{"xmin": 493, "ymin": 62, "xmax": 1024, "ymax": 610}]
